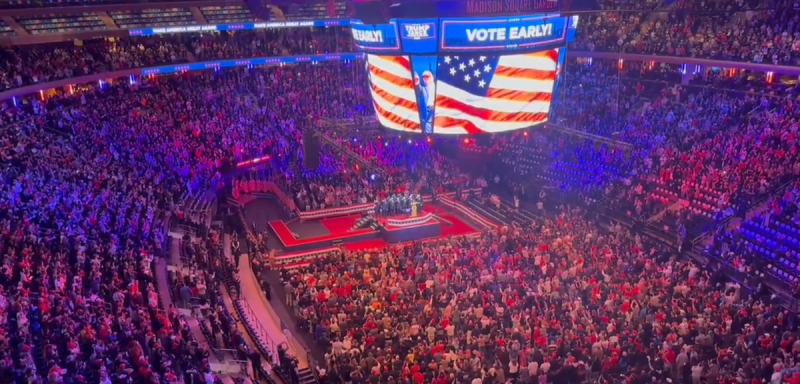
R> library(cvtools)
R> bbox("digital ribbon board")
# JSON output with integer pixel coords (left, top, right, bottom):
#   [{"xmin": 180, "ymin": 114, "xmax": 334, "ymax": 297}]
[
  {"xmin": 439, "ymin": 15, "xmax": 568, "ymax": 51},
  {"xmin": 127, "ymin": 15, "xmax": 576, "ymax": 55},
  {"xmin": 140, "ymin": 53, "xmax": 363, "ymax": 76},
  {"xmin": 129, "ymin": 19, "xmax": 351, "ymax": 36},
  {"xmin": 350, "ymin": 21, "xmax": 401, "ymax": 52}
]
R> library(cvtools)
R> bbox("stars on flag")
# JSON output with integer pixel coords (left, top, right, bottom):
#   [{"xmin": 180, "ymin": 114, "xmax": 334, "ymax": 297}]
[
  {"xmin": 443, "ymin": 55, "xmax": 496, "ymax": 92},
  {"xmin": 446, "ymin": 56, "xmax": 493, "ymax": 80}
]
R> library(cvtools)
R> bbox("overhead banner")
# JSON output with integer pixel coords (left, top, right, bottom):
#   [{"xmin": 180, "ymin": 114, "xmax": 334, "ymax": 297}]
[
  {"xmin": 440, "ymin": 15, "xmax": 568, "ymax": 51},
  {"xmin": 350, "ymin": 21, "xmax": 401, "ymax": 53}
]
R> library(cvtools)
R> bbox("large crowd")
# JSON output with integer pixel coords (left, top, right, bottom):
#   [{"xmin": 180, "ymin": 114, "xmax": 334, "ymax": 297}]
[
  {"xmin": 0, "ymin": 59, "xmax": 375, "ymax": 383},
  {"xmin": 277, "ymin": 210, "xmax": 796, "ymax": 384},
  {"xmin": 0, "ymin": 39, "xmax": 190, "ymax": 91},
  {"xmin": 0, "ymin": 27, "xmax": 353, "ymax": 92},
  {"xmin": 572, "ymin": 0, "xmax": 800, "ymax": 65},
  {"xmin": 2, "ymin": 1, "xmax": 800, "ymax": 93},
  {"xmin": 523, "ymin": 57, "xmax": 799, "ymax": 240},
  {"xmin": 188, "ymin": 28, "xmax": 352, "ymax": 61},
  {"xmin": 0, "ymin": 105, "xmax": 204, "ymax": 382},
  {"xmin": 249, "ymin": 56, "xmax": 800, "ymax": 384},
  {"xmin": 2, "ymin": 4, "xmax": 800, "ymax": 384}
]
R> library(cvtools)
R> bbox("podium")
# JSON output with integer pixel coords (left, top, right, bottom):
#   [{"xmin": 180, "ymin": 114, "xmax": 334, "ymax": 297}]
[{"xmin": 411, "ymin": 201, "xmax": 419, "ymax": 217}]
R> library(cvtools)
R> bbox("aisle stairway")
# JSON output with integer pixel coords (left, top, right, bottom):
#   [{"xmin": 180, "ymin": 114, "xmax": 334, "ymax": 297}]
[
  {"xmin": 158, "ymin": 227, "xmax": 256, "ymax": 378},
  {"xmin": 245, "ymin": 0, "xmax": 274, "ymax": 21},
  {"xmin": 155, "ymin": 257, "xmax": 174, "ymax": 312},
  {"xmin": 0, "ymin": 16, "xmax": 27, "ymax": 35},
  {"xmin": 190, "ymin": 7, "xmax": 208, "ymax": 24},
  {"xmin": 236, "ymin": 255, "xmax": 307, "ymax": 367},
  {"xmin": 298, "ymin": 367, "xmax": 317, "ymax": 384},
  {"xmin": 183, "ymin": 314, "xmax": 244, "ymax": 375},
  {"xmin": 96, "ymin": 11, "xmax": 119, "ymax": 29}
]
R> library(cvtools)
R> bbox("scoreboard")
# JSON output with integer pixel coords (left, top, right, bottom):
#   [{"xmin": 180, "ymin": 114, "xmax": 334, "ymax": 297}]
[
  {"xmin": 350, "ymin": 14, "xmax": 578, "ymax": 55},
  {"xmin": 356, "ymin": 13, "xmax": 576, "ymax": 135}
]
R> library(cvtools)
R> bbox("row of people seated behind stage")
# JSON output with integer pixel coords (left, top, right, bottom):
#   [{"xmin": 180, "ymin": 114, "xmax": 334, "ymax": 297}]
[
  {"xmin": 373, "ymin": 192, "xmax": 423, "ymax": 217},
  {"xmin": 329, "ymin": 124, "xmax": 470, "ymax": 186},
  {"xmin": 227, "ymin": 124, "xmax": 474, "ymax": 214},
  {"xmin": 276, "ymin": 207, "xmax": 799, "ymax": 384},
  {"xmin": 235, "ymin": 164, "xmax": 466, "ymax": 214}
]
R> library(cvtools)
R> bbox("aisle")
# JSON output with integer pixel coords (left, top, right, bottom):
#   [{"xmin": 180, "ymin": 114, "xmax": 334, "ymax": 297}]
[
  {"xmin": 238, "ymin": 255, "xmax": 309, "ymax": 369},
  {"xmin": 154, "ymin": 258, "xmax": 173, "ymax": 311}
]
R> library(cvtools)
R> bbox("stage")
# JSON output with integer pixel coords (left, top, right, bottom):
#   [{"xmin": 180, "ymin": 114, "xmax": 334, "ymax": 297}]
[{"xmin": 268, "ymin": 211, "xmax": 443, "ymax": 252}]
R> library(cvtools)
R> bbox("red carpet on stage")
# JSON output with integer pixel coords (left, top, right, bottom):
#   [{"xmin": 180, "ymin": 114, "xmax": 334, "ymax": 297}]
[{"xmin": 320, "ymin": 215, "xmax": 361, "ymax": 235}]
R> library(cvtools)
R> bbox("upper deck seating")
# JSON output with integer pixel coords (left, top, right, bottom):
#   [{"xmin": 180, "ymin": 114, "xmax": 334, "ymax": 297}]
[
  {"xmin": 16, "ymin": 13, "xmax": 106, "ymax": 34},
  {"xmin": 200, "ymin": 5, "xmax": 260, "ymax": 23},
  {"xmin": 109, "ymin": 8, "xmax": 196, "ymax": 29}
]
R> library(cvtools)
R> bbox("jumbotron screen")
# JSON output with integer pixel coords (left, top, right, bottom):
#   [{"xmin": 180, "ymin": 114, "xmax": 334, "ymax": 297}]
[{"xmin": 365, "ymin": 49, "xmax": 561, "ymax": 135}]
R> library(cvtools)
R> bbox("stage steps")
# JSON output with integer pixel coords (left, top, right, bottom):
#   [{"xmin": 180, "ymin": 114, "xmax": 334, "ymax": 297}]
[{"xmin": 349, "ymin": 214, "xmax": 379, "ymax": 231}]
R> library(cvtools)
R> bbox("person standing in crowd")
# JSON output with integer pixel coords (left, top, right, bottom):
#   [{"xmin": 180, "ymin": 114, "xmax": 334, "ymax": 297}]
[{"xmin": 249, "ymin": 350, "xmax": 263, "ymax": 380}]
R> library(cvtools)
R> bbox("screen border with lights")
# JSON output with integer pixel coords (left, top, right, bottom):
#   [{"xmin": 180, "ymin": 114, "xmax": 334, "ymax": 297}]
[{"xmin": 352, "ymin": 12, "xmax": 578, "ymax": 135}]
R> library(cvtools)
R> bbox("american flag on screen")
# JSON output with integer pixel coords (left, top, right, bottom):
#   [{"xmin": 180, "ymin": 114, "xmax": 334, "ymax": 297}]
[
  {"xmin": 366, "ymin": 54, "xmax": 421, "ymax": 132},
  {"xmin": 434, "ymin": 49, "xmax": 559, "ymax": 135}
]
